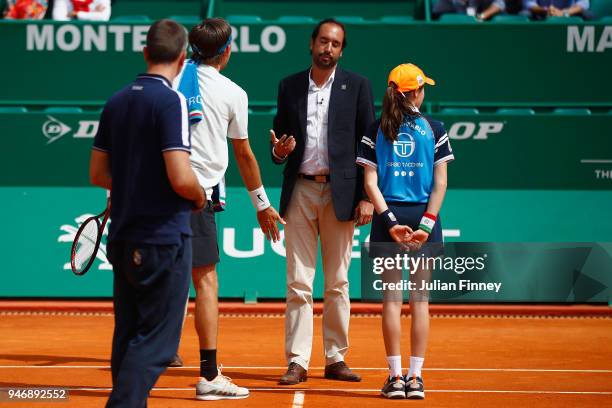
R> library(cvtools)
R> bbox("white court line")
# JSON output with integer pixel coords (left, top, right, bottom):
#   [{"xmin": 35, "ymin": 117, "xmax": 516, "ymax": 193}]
[
  {"xmin": 61, "ymin": 387, "xmax": 612, "ymax": 395},
  {"xmin": 1, "ymin": 365, "xmax": 611, "ymax": 373},
  {"xmin": 292, "ymin": 391, "xmax": 305, "ymax": 408}
]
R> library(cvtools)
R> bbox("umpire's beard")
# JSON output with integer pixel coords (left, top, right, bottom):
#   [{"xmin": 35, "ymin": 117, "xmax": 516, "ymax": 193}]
[{"xmin": 313, "ymin": 52, "xmax": 338, "ymax": 70}]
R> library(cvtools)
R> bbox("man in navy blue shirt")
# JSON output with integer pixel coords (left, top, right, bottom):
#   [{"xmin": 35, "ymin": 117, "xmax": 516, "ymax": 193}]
[
  {"xmin": 89, "ymin": 19, "xmax": 205, "ymax": 408},
  {"xmin": 523, "ymin": 0, "xmax": 591, "ymax": 19},
  {"xmin": 432, "ymin": 0, "xmax": 506, "ymax": 21}
]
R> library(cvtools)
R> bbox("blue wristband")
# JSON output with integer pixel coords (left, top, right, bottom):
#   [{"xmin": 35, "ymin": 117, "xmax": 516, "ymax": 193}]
[{"xmin": 380, "ymin": 209, "xmax": 399, "ymax": 230}]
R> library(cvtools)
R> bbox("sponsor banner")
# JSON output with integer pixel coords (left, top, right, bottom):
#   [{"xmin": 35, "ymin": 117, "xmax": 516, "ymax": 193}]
[
  {"xmin": 0, "ymin": 21, "xmax": 610, "ymax": 105},
  {"xmin": 25, "ymin": 23, "xmax": 287, "ymax": 54},
  {"xmin": 1, "ymin": 187, "xmax": 612, "ymax": 299},
  {"xmin": 1, "ymin": 111, "xmax": 611, "ymax": 189}
]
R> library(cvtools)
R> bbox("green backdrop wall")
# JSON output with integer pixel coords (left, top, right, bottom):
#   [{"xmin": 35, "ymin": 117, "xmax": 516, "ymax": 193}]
[
  {"xmin": 1, "ymin": 20, "xmax": 610, "ymax": 106},
  {"xmin": 1, "ymin": 17, "xmax": 610, "ymax": 302}
]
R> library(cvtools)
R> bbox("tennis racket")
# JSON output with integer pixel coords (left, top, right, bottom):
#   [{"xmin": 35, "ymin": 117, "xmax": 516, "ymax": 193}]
[{"xmin": 70, "ymin": 197, "xmax": 110, "ymax": 276}]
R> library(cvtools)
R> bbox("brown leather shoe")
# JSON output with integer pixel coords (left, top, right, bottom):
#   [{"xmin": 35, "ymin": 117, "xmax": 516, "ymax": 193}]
[
  {"xmin": 324, "ymin": 361, "xmax": 361, "ymax": 382},
  {"xmin": 168, "ymin": 354, "xmax": 183, "ymax": 367},
  {"xmin": 279, "ymin": 362, "xmax": 307, "ymax": 385}
]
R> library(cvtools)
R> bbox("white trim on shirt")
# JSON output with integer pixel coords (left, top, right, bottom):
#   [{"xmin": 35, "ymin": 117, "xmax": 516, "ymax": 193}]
[
  {"xmin": 434, "ymin": 154, "xmax": 455, "ymax": 166},
  {"xmin": 356, "ymin": 157, "xmax": 377, "ymax": 169}
]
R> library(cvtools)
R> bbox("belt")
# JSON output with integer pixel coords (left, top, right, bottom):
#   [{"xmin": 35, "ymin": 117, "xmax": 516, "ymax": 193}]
[{"xmin": 298, "ymin": 174, "xmax": 330, "ymax": 183}]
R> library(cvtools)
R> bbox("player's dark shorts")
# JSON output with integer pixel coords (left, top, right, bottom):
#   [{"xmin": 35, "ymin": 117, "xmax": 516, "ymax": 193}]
[
  {"xmin": 190, "ymin": 201, "xmax": 220, "ymax": 267},
  {"xmin": 369, "ymin": 202, "xmax": 443, "ymax": 258}
]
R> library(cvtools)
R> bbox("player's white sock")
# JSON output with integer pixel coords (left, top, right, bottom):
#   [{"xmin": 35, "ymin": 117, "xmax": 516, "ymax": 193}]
[
  {"xmin": 408, "ymin": 356, "xmax": 424, "ymax": 378},
  {"xmin": 386, "ymin": 355, "xmax": 402, "ymax": 378}
]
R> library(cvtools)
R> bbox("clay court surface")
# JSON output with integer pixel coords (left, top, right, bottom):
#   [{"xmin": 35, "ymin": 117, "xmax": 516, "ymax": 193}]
[{"xmin": 1, "ymin": 304, "xmax": 611, "ymax": 407}]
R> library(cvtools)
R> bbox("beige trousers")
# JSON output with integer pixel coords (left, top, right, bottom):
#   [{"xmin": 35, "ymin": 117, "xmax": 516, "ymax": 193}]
[{"xmin": 284, "ymin": 178, "xmax": 355, "ymax": 369}]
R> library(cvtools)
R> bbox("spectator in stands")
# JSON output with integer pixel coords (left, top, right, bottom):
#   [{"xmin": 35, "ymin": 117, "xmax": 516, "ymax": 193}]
[
  {"xmin": 505, "ymin": 0, "xmax": 524, "ymax": 14},
  {"xmin": 523, "ymin": 0, "xmax": 591, "ymax": 19},
  {"xmin": 432, "ymin": 0, "xmax": 506, "ymax": 20},
  {"xmin": 52, "ymin": 0, "xmax": 110, "ymax": 21},
  {"xmin": 3, "ymin": 0, "xmax": 48, "ymax": 19}
]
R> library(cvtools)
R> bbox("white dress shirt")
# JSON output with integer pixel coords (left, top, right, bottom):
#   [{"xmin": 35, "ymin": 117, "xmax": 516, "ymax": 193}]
[{"xmin": 298, "ymin": 69, "xmax": 335, "ymax": 175}]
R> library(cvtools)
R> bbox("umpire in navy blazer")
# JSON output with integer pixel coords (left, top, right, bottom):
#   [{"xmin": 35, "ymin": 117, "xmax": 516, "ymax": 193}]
[
  {"xmin": 272, "ymin": 66, "xmax": 374, "ymax": 219},
  {"xmin": 270, "ymin": 18, "xmax": 375, "ymax": 386}
]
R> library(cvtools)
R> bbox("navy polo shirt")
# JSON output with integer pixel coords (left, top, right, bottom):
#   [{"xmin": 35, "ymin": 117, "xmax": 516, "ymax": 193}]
[{"xmin": 93, "ymin": 74, "xmax": 193, "ymax": 245}]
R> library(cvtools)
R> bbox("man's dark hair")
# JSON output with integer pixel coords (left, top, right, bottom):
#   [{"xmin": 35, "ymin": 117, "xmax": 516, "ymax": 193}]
[
  {"xmin": 311, "ymin": 18, "xmax": 347, "ymax": 49},
  {"xmin": 146, "ymin": 19, "xmax": 187, "ymax": 64},
  {"xmin": 189, "ymin": 18, "xmax": 232, "ymax": 65}
]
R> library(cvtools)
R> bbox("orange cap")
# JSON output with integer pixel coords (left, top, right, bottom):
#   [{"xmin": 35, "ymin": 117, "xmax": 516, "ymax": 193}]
[{"xmin": 388, "ymin": 63, "xmax": 435, "ymax": 92}]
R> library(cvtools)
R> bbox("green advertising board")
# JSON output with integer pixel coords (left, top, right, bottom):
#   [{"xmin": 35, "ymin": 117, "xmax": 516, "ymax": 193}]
[
  {"xmin": 1, "ymin": 186, "xmax": 611, "ymax": 300},
  {"xmin": 228, "ymin": 110, "xmax": 612, "ymax": 190},
  {"xmin": 0, "ymin": 20, "xmax": 610, "ymax": 106},
  {"xmin": 1, "ymin": 110, "xmax": 610, "ymax": 190}
]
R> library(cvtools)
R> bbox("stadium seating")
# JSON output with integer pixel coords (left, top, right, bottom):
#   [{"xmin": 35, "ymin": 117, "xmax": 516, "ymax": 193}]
[
  {"xmin": 491, "ymin": 15, "xmax": 530, "ymax": 23},
  {"xmin": 111, "ymin": 15, "xmax": 152, "ymax": 22},
  {"xmin": 226, "ymin": 15, "xmax": 263, "ymax": 23},
  {"xmin": 495, "ymin": 108, "xmax": 535, "ymax": 115},
  {"xmin": 111, "ymin": 0, "xmax": 207, "ymax": 20},
  {"xmin": 553, "ymin": 108, "xmax": 592, "ymax": 115},
  {"xmin": 545, "ymin": 16, "xmax": 584, "ymax": 23},
  {"xmin": 439, "ymin": 108, "xmax": 479, "ymax": 115},
  {"xmin": 592, "ymin": 0, "xmax": 612, "ymax": 19},
  {"xmin": 0, "ymin": 106, "xmax": 26, "ymax": 113},
  {"xmin": 44, "ymin": 107, "xmax": 84, "ymax": 113},
  {"xmin": 210, "ymin": 0, "xmax": 425, "ymax": 21},
  {"xmin": 379, "ymin": 16, "xmax": 416, "ymax": 24},
  {"xmin": 168, "ymin": 15, "xmax": 202, "ymax": 25},
  {"xmin": 439, "ymin": 14, "xmax": 478, "ymax": 23}
]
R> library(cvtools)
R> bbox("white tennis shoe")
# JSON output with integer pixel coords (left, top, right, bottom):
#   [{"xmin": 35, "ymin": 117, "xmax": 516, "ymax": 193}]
[{"xmin": 195, "ymin": 367, "xmax": 250, "ymax": 401}]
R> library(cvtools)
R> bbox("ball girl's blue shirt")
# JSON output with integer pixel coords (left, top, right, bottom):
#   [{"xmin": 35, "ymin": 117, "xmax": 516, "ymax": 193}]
[{"xmin": 356, "ymin": 111, "xmax": 454, "ymax": 203}]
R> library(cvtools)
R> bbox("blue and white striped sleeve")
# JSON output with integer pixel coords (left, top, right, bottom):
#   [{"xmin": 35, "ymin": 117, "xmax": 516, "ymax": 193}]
[
  {"xmin": 429, "ymin": 119, "xmax": 454, "ymax": 166},
  {"xmin": 356, "ymin": 120, "xmax": 379, "ymax": 169},
  {"xmin": 159, "ymin": 91, "xmax": 191, "ymax": 153}
]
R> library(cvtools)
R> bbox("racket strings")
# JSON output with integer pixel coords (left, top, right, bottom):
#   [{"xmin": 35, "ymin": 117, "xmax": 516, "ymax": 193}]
[{"xmin": 74, "ymin": 219, "xmax": 100, "ymax": 271}]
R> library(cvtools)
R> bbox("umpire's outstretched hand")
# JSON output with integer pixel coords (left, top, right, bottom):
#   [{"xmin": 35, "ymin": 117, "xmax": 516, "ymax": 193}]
[{"xmin": 270, "ymin": 130, "xmax": 296, "ymax": 158}]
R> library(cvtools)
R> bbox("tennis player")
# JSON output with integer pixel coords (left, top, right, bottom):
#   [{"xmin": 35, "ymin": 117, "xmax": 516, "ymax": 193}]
[
  {"xmin": 173, "ymin": 18, "xmax": 283, "ymax": 400},
  {"xmin": 89, "ymin": 19, "xmax": 205, "ymax": 407},
  {"xmin": 356, "ymin": 63, "xmax": 454, "ymax": 399}
]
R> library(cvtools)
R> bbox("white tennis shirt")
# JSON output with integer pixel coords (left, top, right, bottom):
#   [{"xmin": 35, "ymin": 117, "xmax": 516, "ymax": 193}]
[{"xmin": 174, "ymin": 64, "xmax": 249, "ymax": 197}]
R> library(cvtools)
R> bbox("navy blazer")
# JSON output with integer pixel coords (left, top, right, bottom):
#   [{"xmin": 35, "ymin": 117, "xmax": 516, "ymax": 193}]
[{"xmin": 271, "ymin": 67, "xmax": 375, "ymax": 221}]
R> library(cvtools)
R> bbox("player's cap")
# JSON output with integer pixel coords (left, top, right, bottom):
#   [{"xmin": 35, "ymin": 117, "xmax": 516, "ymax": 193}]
[{"xmin": 388, "ymin": 63, "xmax": 435, "ymax": 92}]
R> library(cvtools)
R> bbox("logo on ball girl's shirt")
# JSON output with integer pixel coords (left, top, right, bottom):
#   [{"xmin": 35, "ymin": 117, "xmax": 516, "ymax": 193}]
[{"xmin": 393, "ymin": 134, "xmax": 415, "ymax": 158}]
